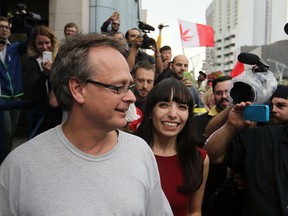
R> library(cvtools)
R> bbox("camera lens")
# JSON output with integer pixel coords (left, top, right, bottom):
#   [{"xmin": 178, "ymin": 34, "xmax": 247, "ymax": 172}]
[{"xmin": 230, "ymin": 82, "xmax": 255, "ymax": 104}]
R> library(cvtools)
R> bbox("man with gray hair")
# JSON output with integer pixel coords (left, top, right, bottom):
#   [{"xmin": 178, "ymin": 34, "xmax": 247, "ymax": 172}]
[{"xmin": 0, "ymin": 33, "xmax": 172, "ymax": 215}]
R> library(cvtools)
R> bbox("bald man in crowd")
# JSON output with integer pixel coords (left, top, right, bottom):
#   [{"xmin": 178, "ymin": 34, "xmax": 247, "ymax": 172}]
[{"xmin": 154, "ymin": 54, "xmax": 204, "ymax": 108}]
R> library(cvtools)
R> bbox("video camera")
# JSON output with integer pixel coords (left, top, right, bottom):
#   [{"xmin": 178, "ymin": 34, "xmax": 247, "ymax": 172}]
[
  {"xmin": 8, "ymin": 3, "xmax": 41, "ymax": 33},
  {"xmin": 229, "ymin": 53, "xmax": 277, "ymax": 105},
  {"xmin": 138, "ymin": 21, "xmax": 155, "ymax": 49}
]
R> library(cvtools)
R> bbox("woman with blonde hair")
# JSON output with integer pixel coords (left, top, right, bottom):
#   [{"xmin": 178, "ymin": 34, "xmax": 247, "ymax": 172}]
[{"xmin": 22, "ymin": 25, "xmax": 62, "ymax": 135}]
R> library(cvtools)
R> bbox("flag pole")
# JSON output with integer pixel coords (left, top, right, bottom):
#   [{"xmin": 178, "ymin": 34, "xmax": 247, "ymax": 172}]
[{"xmin": 182, "ymin": 48, "xmax": 185, "ymax": 56}]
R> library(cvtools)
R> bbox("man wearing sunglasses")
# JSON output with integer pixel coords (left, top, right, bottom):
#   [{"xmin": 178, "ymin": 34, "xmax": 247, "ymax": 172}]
[
  {"xmin": 100, "ymin": 11, "xmax": 121, "ymax": 36},
  {"xmin": 0, "ymin": 34, "xmax": 173, "ymax": 215}
]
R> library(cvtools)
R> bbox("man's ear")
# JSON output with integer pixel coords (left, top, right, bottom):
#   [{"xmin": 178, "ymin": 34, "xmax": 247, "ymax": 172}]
[{"xmin": 69, "ymin": 78, "xmax": 86, "ymax": 104}]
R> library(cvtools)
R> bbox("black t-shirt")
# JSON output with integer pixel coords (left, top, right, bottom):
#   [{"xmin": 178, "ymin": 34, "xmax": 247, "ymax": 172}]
[
  {"xmin": 238, "ymin": 125, "xmax": 288, "ymax": 216},
  {"xmin": 195, "ymin": 112, "xmax": 213, "ymax": 148}
]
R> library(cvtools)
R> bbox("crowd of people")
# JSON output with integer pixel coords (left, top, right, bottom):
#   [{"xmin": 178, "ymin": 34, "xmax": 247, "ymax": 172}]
[{"xmin": 0, "ymin": 10, "xmax": 288, "ymax": 216}]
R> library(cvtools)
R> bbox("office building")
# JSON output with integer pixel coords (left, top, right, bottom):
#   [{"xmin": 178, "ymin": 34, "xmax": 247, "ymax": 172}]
[{"xmin": 204, "ymin": 0, "xmax": 288, "ymax": 76}]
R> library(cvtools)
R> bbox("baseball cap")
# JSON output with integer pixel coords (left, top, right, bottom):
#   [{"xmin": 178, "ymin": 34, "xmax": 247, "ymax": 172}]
[{"xmin": 272, "ymin": 85, "xmax": 288, "ymax": 99}]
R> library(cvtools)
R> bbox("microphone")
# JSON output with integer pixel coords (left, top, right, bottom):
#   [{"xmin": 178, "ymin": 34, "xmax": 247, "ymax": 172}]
[
  {"xmin": 238, "ymin": 52, "xmax": 269, "ymax": 72},
  {"xmin": 238, "ymin": 52, "xmax": 260, "ymax": 65},
  {"xmin": 138, "ymin": 21, "xmax": 155, "ymax": 31},
  {"xmin": 284, "ymin": 23, "xmax": 288, "ymax": 35},
  {"xmin": 158, "ymin": 24, "xmax": 169, "ymax": 30}
]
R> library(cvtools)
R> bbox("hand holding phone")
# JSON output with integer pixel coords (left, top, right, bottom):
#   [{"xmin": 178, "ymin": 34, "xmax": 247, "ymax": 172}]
[
  {"xmin": 183, "ymin": 71, "xmax": 192, "ymax": 81},
  {"xmin": 43, "ymin": 51, "xmax": 52, "ymax": 62},
  {"xmin": 243, "ymin": 104, "xmax": 270, "ymax": 122}
]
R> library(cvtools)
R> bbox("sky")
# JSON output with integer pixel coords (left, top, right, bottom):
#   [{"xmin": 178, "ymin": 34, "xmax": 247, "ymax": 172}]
[{"xmin": 141, "ymin": 0, "xmax": 213, "ymax": 76}]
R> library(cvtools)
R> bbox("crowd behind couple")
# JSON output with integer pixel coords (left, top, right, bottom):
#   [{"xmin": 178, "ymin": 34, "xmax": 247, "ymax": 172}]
[{"xmin": 0, "ymin": 11, "xmax": 288, "ymax": 216}]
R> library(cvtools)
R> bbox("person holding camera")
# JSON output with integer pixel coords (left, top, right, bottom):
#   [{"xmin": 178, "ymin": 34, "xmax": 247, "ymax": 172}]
[
  {"xmin": 125, "ymin": 28, "xmax": 163, "ymax": 76},
  {"xmin": 201, "ymin": 85, "xmax": 288, "ymax": 216},
  {"xmin": 0, "ymin": 16, "xmax": 32, "ymax": 163},
  {"xmin": 204, "ymin": 100, "xmax": 288, "ymax": 216}
]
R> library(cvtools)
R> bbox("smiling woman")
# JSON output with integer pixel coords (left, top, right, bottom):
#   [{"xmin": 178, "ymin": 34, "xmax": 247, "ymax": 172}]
[
  {"xmin": 135, "ymin": 77, "xmax": 209, "ymax": 216},
  {"xmin": 22, "ymin": 25, "xmax": 62, "ymax": 135}
]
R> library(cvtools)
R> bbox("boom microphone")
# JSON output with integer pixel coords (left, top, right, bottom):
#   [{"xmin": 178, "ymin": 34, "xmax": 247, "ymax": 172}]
[
  {"xmin": 138, "ymin": 21, "xmax": 155, "ymax": 31},
  {"xmin": 238, "ymin": 52, "xmax": 260, "ymax": 65},
  {"xmin": 158, "ymin": 24, "xmax": 169, "ymax": 30},
  {"xmin": 237, "ymin": 52, "xmax": 269, "ymax": 73}
]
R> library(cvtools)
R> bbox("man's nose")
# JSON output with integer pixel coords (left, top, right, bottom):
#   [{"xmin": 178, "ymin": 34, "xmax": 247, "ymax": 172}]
[
  {"xmin": 123, "ymin": 88, "xmax": 136, "ymax": 103},
  {"xmin": 222, "ymin": 91, "xmax": 229, "ymax": 98},
  {"xmin": 271, "ymin": 105, "xmax": 277, "ymax": 113}
]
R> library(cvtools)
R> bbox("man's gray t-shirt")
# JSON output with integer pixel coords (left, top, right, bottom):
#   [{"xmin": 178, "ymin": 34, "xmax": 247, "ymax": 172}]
[{"xmin": 0, "ymin": 125, "xmax": 172, "ymax": 215}]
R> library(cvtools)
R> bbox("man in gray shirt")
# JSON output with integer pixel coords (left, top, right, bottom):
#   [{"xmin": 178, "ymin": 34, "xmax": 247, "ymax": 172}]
[{"xmin": 0, "ymin": 33, "xmax": 172, "ymax": 215}]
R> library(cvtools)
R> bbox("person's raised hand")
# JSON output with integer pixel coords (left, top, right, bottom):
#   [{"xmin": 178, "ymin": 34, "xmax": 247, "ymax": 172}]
[
  {"xmin": 42, "ymin": 60, "xmax": 52, "ymax": 76},
  {"xmin": 182, "ymin": 77, "xmax": 193, "ymax": 87},
  {"xmin": 227, "ymin": 102, "xmax": 255, "ymax": 131}
]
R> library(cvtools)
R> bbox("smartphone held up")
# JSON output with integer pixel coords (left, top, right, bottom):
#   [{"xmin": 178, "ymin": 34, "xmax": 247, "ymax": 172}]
[
  {"xmin": 183, "ymin": 71, "xmax": 193, "ymax": 81},
  {"xmin": 42, "ymin": 51, "xmax": 52, "ymax": 62},
  {"xmin": 243, "ymin": 104, "xmax": 270, "ymax": 122}
]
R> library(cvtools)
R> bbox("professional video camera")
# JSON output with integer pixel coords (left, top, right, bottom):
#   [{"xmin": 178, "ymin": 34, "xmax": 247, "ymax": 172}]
[
  {"xmin": 138, "ymin": 21, "xmax": 155, "ymax": 49},
  {"xmin": 8, "ymin": 3, "xmax": 41, "ymax": 33},
  {"xmin": 229, "ymin": 52, "xmax": 277, "ymax": 104}
]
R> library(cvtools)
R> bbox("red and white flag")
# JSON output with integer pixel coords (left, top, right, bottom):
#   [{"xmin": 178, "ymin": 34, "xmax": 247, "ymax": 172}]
[
  {"xmin": 230, "ymin": 61, "xmax": 245, "ymax": 78},
  {"xmin": 179, "ymin": 19, "xmax": 214, "ymax": 48}
]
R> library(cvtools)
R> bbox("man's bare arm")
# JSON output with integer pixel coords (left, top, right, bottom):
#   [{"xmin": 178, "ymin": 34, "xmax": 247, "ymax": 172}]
[
  {"xmin": 205, "ymin": 106, "xmax": 233, "ymax": 138},
  {"xmin": 203, "ymin": 102, "xmax": 253, "ymax": 164}
]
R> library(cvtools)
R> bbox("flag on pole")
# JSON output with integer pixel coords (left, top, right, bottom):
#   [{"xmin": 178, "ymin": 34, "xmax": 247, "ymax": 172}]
[
  {"xmin": 230, "ymin": 61, "xmax": 245, "ymax": 78},
  {"xmin": 179, "ymin": 19, "xmax": 214, "ymax": 48}
]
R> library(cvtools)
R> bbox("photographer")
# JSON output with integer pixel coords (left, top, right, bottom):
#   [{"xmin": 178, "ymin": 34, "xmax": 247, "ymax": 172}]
[
  {"xmin": 201, "ymin": 70, "xmax": 287, "ymax": 215},
  {"xmin": 204, "ymin": 100, "xmax": 288, "ymax": 216},
  {"xmin": 0, "ymin": 16, "xmax": 32, "ymax": 163},
  {"xmin": 125, "ymin": 27, "xmax": 163, "ymax": 76}
]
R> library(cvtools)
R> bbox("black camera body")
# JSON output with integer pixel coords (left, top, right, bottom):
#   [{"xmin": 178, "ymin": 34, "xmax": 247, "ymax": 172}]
[
  {"xmin": 9, "ymin": 4, "xmax": 41, "ymax": 33},
  {"xmin": 141, "ymin": 33, "xmax": 156, "ymax": 50},
  {"xmin": 138, "ymin": 21, "xmax": 155, "ymax": 49}
]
